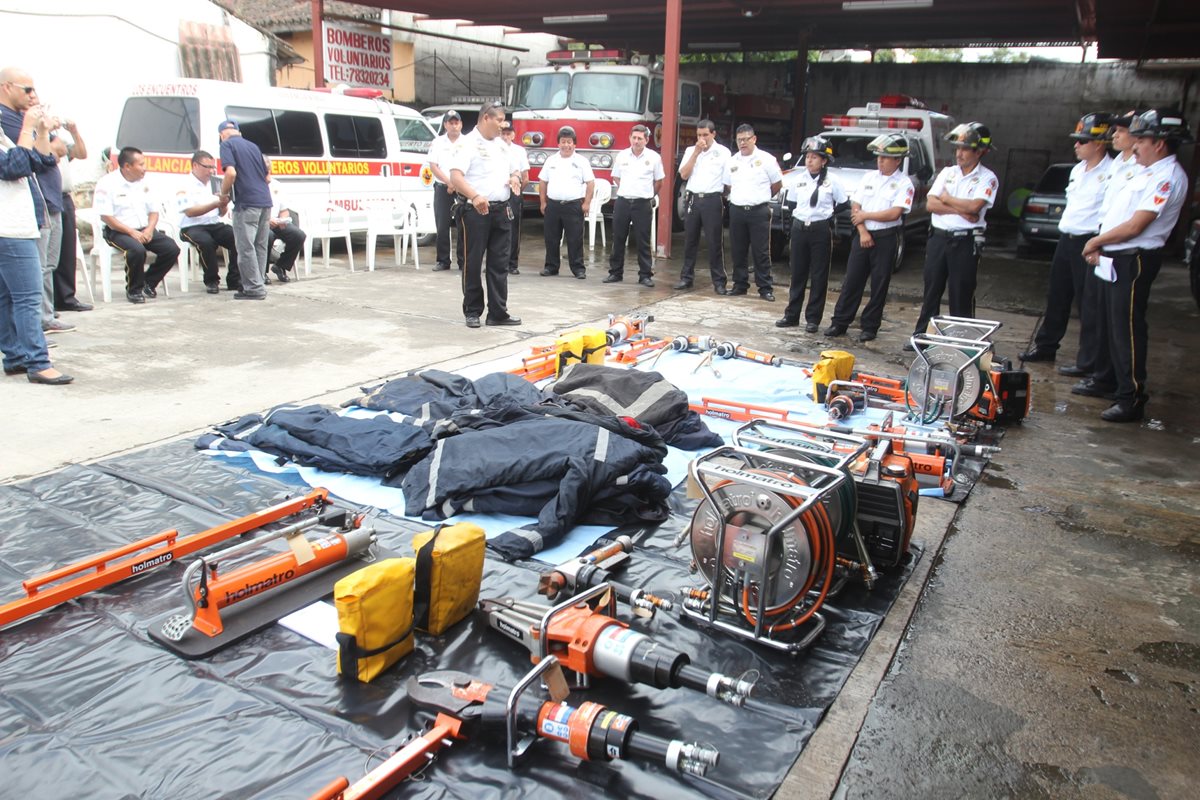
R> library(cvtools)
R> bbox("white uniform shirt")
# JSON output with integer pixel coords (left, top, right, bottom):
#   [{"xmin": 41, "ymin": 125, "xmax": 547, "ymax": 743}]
[
  {"xmin": 92, "ymin": 170, "xmax": 157, "ymax": 229},
  {"xmin": 507, "ymin": 141, "xmax": 530, "ymax": 174},
  {"xmin": 929, "ymin": 162, "xmax": 998, "ymax": 231},
  {"xmin": 1058, "ymin": 155, "xmax": 1112, "ymax": 235},
  {"xmin": 850, "ymin": 169, "xmax": 915, "ymax": 231},
  {"xmin": 1101, "ymin": 151, "xmax": 1140, "ymax": 213},
  {"xmin": 176, "ymin": 173, "xmax": 221, "ymax": 229},
  {"xmin": 426, "ymin": 133, "xmax": 462, "ymax": 185},
  {"xmin": 1098, "ymin": 155, "xmax": 1189, "ymax": 252},
  {"xmin": 448, "ymin": 129, "xmax": 512, "ymax": 202},
  {"xmin": 725, "ymin": 148, "xmax": 782, "ymax": 206},
  {"xmin": 611, "ymin": 147, "xmax": 664, "ymax": 199},
  {"xmin": 786, "ymin": 169, "xmax": 848, "ymax": 223},
  {"xmin": 682, "ymin": 142, "xmax": 731, "ymax": 194},
  {"xmin": 539, "ymin": 152, "xmax": 595, "ymax": 201}
]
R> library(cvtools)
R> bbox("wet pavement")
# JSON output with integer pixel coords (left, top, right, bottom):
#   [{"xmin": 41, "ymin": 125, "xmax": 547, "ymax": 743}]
[{"xmin": 4, "ymin": 217, "xmax": 1198, "ymax": 799}]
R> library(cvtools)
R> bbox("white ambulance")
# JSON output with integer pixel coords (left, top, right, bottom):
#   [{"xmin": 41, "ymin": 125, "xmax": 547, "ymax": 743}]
[{"xmin": 113, "ymin": 79, "xmax": 437, "ymax": 236}]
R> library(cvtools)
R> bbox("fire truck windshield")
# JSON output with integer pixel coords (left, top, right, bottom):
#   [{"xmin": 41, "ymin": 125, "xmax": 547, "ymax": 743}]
[{"xmin": 514, "ymin": 72, "xmax": 647, "ymax": 114}]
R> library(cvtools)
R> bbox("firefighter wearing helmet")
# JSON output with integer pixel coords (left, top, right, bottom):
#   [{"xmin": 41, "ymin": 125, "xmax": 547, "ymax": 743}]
[
  {"xmin": 1020, "ymin": 114, "xmax": 1114, "ymax": 369},
  {"xmin": 775, "ymin": 135, "xmax": 847, "ymax": 331},
  {"xmin": 909, "ymin": 122, "xmax": 999, "ymax": 348},
  {"xmin": 824, "ymin": 132, "xmax": 915, "ymax": 341},
  {"xmin": 1079, "ymin": 108, "xmax": 1192, "ymax": 422}
]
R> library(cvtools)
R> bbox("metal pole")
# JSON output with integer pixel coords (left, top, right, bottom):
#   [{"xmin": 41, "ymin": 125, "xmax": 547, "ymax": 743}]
[
  {"xmin": 311, "ymin": 0, "xmax": 325, "ymax": 88},
  {"xmin": 657, "ymin": 0, "xmax": 683, "ymax": 259}
]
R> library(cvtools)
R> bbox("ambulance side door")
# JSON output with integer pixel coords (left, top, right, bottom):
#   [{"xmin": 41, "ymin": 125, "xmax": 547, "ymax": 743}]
[{"xmin": 323, "ymin": 112, "xmax": 389, "ymax": 228}]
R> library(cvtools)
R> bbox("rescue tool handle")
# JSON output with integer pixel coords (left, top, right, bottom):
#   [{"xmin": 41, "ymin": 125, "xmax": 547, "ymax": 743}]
[
  {"xmin": 22, "ymin": 530, "xmax": 179, "ymax": 593},
  {"xmin": 507, "ymin": 656, "xmax": 563, "ymax": 768}
]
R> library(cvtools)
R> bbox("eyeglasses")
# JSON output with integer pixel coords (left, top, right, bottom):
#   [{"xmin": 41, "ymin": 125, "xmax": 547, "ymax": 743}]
[
  {"xmin": 736, "ymin": 137, "xmax": 754, "ymax": 144},
  {"xmin": 8, "ymin": 83, "xmax": 35, "ymax": 95},
  {"xmin": 196, "ymin": 163, "xmax": 216, "ymax": 170}
]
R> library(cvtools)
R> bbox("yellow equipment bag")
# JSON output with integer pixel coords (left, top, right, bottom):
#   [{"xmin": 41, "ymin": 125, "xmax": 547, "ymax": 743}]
[
  {"xmin": 813, "ymin": 350, "xmax": 856, "ymax": 402},
  {"xmin": 335, "ymin": 557, "xmax": 416, "ymax": 683},
  {"xmin": 412, "ymin": 523, "xmax": 486, "ymax": 635},
  {"xmin": 555, "ymin": 328, "xmax": 608, "ymax": 376}
]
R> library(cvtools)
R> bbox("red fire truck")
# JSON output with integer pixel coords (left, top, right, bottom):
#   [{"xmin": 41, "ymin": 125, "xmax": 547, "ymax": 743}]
[{"xmin": 509, "ymin": 49, "xmax": 702, "ymax": 219}]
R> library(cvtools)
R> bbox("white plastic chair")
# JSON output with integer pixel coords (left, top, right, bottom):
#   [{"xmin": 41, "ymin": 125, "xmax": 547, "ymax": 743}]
[
  {"xmin": 365, "ymin": 201, "xmax": 420, "ymax": 272},
  {"xmin": 301, "ymin": 205, "xmax": 355, "ymax": 273},
  {"xmin": 75, "ymin": 208, "xmax": 116, "ymax": 302},
  {"xmin": 587, "ymin": 179, "xmax": 612, "ymax": 250},
  {"xmin": 71, "ymin": 227, "xmax": 95, "ymax": 305}
]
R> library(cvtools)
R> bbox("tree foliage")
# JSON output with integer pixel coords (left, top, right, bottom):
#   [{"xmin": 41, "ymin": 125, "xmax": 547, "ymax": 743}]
[{"xmin": 906, "ymin": 48, "xmax": 963, "ymax": 62}]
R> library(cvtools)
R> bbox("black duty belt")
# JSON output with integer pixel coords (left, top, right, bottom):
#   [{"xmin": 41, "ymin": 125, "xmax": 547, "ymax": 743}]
[
  {"xmin": 688, "ymin": 191, "xmax": 722, "ymax": 198},
  {"xmin": 792, "ymin": 218, "xmax": 832, "ymax": 229},
  {"xmin": 931, "ymin": 228, "xmax": 983, "ymax": 239},
  {"xmin": 617, "ymin": 196, "xmax": 653, "ymax": 203},
  {"xmin": 733, "ymin": 202, "xmax": 767, "ymax": 211},
  {"xmin": 547, "ymin": 198, "xmax": 583, "ymax": 204},
  {"xmin": 1062, "ymin": 232, "xmax": 1097, "ymax": 239},
  {"xmin": 1101, "ymin": 247, "xmax": 1161, "ymax": 258}
]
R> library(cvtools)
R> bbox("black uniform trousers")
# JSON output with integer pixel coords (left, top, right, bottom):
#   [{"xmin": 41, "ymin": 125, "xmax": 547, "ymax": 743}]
[
  {"xmin": 1091, "ymin": 249, "xmax": 1161, "ymax": 405},
  {"xmin": 608, "ymin": 196, "xmax": 653, "ymax": 279},
  {"xmin": 103, "ymin": 228, "xmax": 179, "ymax": 295},
  {"xmin": 53, "ymin": 192, "xmax": 80, "ymax": 307},
  {"xmin": 433, "ymin": 183, "xmax": 462, "ymax": 269},
  {"xmin": 831, "ymin": 228, "xmax": 899, "ymax": 334},
  {"xmin": 681, "ymin": 192, "xmax": 726, "ymax": 287},
  {"xmin": 460, "ymin": 202, "xmax": 512, "ymax": 321},
  {"xmin": 543, "ymin": 198, "xmax": 585, "ymax": 276},
  {"xmin": 1073, "ymin": 269, "xmax": 1104, "ymax": 373},
  {"xmin": 507, "ymin": 194, "xmax": 523, "ymax": 272},
  {"xmin": 1032, "ymin": 233, "xmax": 1099, "ymax": 363},
  {"xmin": 728, "ymin": 203, "xmax": 773, "ymax": 293},
  {"xmin": 781, "ymin": 219, "xmax": 833, "ymax": 324},
  {"xmin": 269, "ymin": 224, "xmax": 306, "ymax": 273},
  {"xmin": 914, "ymin": 229, "xmax": 979, "ymax": 334},
  {"xmin": 180, "ymin": 222, "xmax": 239, "ymax": 289}
]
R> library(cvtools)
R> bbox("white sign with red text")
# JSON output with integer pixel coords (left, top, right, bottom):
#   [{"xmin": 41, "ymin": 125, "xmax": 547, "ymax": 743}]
[{"xmin": 321, "ymin": 22, "xmax": 392, "ymax": 90}]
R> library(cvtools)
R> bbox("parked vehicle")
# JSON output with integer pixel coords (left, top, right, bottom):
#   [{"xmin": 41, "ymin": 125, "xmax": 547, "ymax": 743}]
[
  {"xmin": 421, "ymin": 102, "xmax": 485, "ymax": 135},
  {"xmin": 769, "ymin": 96, "xmax": 955, "ymax": 266},
  {"xmin": 1016, "ymin": 163, "xmax": 1073, "ymax": 257}
]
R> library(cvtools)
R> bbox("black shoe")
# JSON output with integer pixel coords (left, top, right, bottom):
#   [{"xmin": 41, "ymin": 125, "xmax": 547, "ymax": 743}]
[
  {"xmin": 264, "ymin": 274, "xmax": 272, "ymax": 285},
  {"xmin": 56, "ymin": 299, "xmax": 93, "ymax": 312},
  {"xmin": 713, "ymin": 286, "xmax": 729, "ymax": 296},
  {"xmin": 4, "ymin": 365, "xmax": 27, "ymax": 376},
  {"xmin": 805, "ymin": 322, "xmax": 820, "ymax": 333},
  {"xmin": 760, "ymin": 290, "xmax": 775, "ymax": 302},
  {"xmin": 1057, "ymin": 364, "xmax": 1089, "ymax": 378},
  {"xmin": 1018, "ymin": 347, "xmax": 1055, "ymax": 363},
  {"xmin": 775, "ymin": 318, "xmax": 799, "ymax": 328},
  {"xmin": 602, "ymin": 274, "xmax": 623, "ymax": 283},
  {"xmin": 1101, "ymin": 396, "xmax": 1147, "ymax": 423},
  {"xmin": 823, "ymin": 325, "xmax": 847, "ymax": 337},
  {"xmin": 271, "ymin": 266, "xmax": 290, "ymax": 283},
  {"xmin": 638, "ymin": 277, "xmax": 655, "ymax": 288},
  {"xmin": 673, "ymin": 280, "xmax": 693, "ymax": 290},
  {"xmin": 509, "ymin": 267, "xmax": 520, "ymax": 275},
  {"xmin": 540, "ymin": 268, "xmax": 559, "ymax": 276},
  {"xmin": 126, "ymin": 291, "xmax": 146, "ymax": 304},
  {"xmin": 902, "ymin": 340, "xmax": 916, "ymax": 352},
  {"xmin": 573, "ymin": 272, "xmax": 586, "ymax": 280},
  {"xmin": 143, "ymin": 284, "xmax": 157, "ymax": 299},
  {"xmin": 1071, "ymin": 378, "xmax": 1117, "ymax": 399},
  {"xmin": 432, "ymin": 263, "xmax": 450, "ymax": 272},
  {"xmin": 27, "ymin": 370, "xmax": 74, "ymax": 385},
  {"xmin": 486, "ymin": 315, "xmax": 522, "ymax": 326},
  {"xmin": 234, "ymin": 291, "xmax": 266, "ymax": 300},
  {"xmin": 858, "ymin": 330, "xmax": 877, "ymax": 343},
  {"xmin": 465, "ymin": 316, "xmax": 481, "ymax": 328},
  {"xmin": 729, "ymin": 287, "xmax": 748, "ymax": 296},
  {"xmin": 205, "ymin": 284, "xmax": 220, "ymax": 294}
]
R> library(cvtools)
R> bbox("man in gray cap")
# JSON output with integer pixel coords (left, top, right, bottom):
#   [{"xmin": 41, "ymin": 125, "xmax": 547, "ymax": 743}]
[
  {"xmin": 426, "ymin": 110, "xmax": 464, "ymax": 271},
  {"xmin": 218, "ymin": 120, "xmax": 272, "ymax": 299}
]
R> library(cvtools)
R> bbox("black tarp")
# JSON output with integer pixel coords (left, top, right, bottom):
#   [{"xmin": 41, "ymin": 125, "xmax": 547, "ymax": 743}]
[{"xmin": 0, "ymin": 440, "xmax": 920, "ymax": 799}]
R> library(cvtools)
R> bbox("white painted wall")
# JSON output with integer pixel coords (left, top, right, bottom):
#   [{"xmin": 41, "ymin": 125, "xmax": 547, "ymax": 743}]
[{"xmin": 0, "ymin": 0, "xmax": 274, "ymax": 183}]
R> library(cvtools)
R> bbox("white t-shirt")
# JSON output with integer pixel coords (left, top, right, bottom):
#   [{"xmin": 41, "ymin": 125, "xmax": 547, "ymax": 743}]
[
  {"xmin": 611, "ymin": 147, "xmax": 664, "ymax": 199},
  {"xmin": 725, "ymin": 148, "xmax": 782, "ymax": 206},
  {"xmin": 1058, "ymin": 155, "xmax": 1112, "ymax": 235},
  {"xmin": 682, "ymin": 141, "xmax": 731, "ymax": 194},
  {"xmin": 930, "ymin": 162, "xmax": 998, "ymax": 231},
  {"xmin": 1098, "ymin": 154, "xmax": 1188, "ymax": 252},
  {"xmin": 447, "ymin": 129, "xmax": 512, "ymax": 202},
  {"xmin": 851, "ymin": 169, "xmax": 915, "ymax": 231},
  {"xmin": 539, "ymin": 152, "xmax": 595, "ymax": 201}
]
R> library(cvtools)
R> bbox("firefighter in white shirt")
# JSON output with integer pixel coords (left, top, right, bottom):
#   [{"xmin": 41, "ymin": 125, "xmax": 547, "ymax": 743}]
[
  {"xmin": 538, "ymin": 126, "xmax": 594, "ymax": 279},
  {"xmin": 604, "ymin": 124, "xmax": 664, "ymax": 287},
  {"xmin": 825, "ymin": 133, "xmax": 914, "ymax": 341},
  {"xmin": 725, "ymin": 124, "xmax": 783, "ymax": 301},
  {"xmin": 177, "ymin": 149, "xmax": 238, "ymax": 293},
  {"xmin": 910, "ymin": 122, "xmax": 999, "ymax": 345},
  {"xmin": 677, "ymin": 119, "xmax": 731, "ymax": 292},
  {"xmin": 775, "ymin": 135, "xmax": 846, "ymax": 332},
  {"xmin": 427, "ymin": 110, "xmax": 464, "ymax": 271},
  {"xmin": 1078, "ymin": 109, "xmax": 1191, "ymax": 422},
  {"xmin": 501, "ymin": 121, "xmax": 529, "ymax": 274},
  {"xmin": 1020, "ymin": 114, "xmax": 1113, "ymax": 365},
  {"xmin": 448, "ymin": 100, "xmax": 523, "ymax": 328}
]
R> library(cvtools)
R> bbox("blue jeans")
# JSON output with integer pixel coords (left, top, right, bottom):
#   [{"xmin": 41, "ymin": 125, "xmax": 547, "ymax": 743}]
[{"xmin": 0, "ymin": 236, "xmax": 51, "ymax": 373}]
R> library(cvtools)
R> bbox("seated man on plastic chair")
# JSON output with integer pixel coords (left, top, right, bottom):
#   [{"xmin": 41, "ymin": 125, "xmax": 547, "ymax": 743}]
[
  {"xmin": 263, "ymin": 157, "xmax": 305, "ymax": 284},
  {"xmin": 177, "ymin": 149, "xmax": 238, "ymax": 294}
]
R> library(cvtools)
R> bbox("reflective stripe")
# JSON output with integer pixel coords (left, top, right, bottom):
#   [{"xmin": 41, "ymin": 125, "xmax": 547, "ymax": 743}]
[
  {"xmin": 565, "ymin": 379, "xmax": 675, "ymax": 419},
  {"xmin": 417, "ymin": 402, "xmax": 432, "ymax": 426},
  {"xmin": 1128, "ymin": 254, "xmax": 1142, "ymax": 396},
  {"xmin": 594, "ymin": 427, "xmax": 609, "ymax": 463},
  {"xmin": 507, "ymin": 527, "xmax": 544, "ymax": 550},
  {"xmin": 425, "ymin": 441, "xmax": 445, "ymax": 510}
]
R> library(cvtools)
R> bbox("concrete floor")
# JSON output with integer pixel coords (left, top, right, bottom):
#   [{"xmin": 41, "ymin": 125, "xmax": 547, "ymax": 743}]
[{"xmin": 3, "ymin": 221, "xmax": 1197, "ymax": 799}]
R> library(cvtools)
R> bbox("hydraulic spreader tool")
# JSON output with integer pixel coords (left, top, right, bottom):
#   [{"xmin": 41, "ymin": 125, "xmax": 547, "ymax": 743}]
[
  {"xmin": 0, "ymin": 488, "xmax": 333, "ymax": 629},
  {"xmin": 480, "ymin": 583, "xmax": 757, "ymax": 707},
  {"xmin": 309, "ymin": 657, "xmax": 720, "ymax": 799},
  {"xmin": 536, "ymin": 535, "xmax": 674, "ymax": 615}
]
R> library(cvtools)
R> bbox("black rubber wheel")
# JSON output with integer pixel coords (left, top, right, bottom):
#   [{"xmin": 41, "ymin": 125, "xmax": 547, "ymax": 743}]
[{"xmin": 892, "ymin": 231, "xmax": 906, "ymax": 272}]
